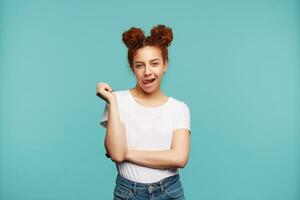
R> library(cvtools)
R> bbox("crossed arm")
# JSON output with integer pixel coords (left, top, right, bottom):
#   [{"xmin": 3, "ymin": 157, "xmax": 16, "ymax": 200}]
[
  {"xmin": 106, "ymin": 128, "xmax": 191, "ymax": 169},
  {"xmin": 103, "ymin": 99, "xmax": 190, "ymax": 169}
]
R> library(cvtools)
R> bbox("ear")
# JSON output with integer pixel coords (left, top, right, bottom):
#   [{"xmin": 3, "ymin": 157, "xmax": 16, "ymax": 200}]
[{"xmin": 163, "ymin": 61, "xmax": 168, "ymax": 72}]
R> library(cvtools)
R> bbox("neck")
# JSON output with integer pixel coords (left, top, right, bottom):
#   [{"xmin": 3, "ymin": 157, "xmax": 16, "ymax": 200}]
[{"xmin": 132, "ymin": 85, "xmax": 164, "ymax": 100}]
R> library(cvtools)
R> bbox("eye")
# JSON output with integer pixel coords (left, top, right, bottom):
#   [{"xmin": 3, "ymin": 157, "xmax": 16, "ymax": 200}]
[{"xmin": 152, "ymin": 62, "xmax": 159, "ymax": 66}]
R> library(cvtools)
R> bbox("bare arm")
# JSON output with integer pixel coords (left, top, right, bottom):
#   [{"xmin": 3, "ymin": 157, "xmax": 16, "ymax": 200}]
[
  {"xmin": 104, "ymin": 98, "xmax": 127, "ymax": 162},
  {"xmin": 124, "ymin": 129, "xmax": 190, "ymax": 169}
]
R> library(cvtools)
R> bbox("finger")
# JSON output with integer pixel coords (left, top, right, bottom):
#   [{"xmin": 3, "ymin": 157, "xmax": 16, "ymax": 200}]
[
  {"xmin": 99, "ymin": 83, "xmax": 109, "ymax": 93},
  {"xmin": 97, "ymin": 82, "xmax": 103, "ymax": 90},
  {"xmin": 103, "ymin": 83, "xmax": 112, "ymax": 92},
  {"xmin": 101, "ymin": 83, "xmax": 111, "ymax": 92},
  {"xmin": 96, "ymin": 84, "xmax": 102, "ymax": 93}
]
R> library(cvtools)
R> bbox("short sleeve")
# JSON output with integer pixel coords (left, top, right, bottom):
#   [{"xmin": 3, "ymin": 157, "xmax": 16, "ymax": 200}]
[
  {"xmin": 99, "ymin": 103, "xmax": 108, "ymax": 128},
  {"xmin": 173, "ymin": 102, "xmax": 191, "ymax": 134}
]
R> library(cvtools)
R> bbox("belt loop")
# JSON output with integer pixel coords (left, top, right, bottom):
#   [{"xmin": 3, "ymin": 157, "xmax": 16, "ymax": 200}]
[
  {"xmin": 133, "ymin": 182, "xmax": 136, "ymax": 194},
  {"xmin": 159, "ymin": 180, "xmax": 164, "ymax": 191}
]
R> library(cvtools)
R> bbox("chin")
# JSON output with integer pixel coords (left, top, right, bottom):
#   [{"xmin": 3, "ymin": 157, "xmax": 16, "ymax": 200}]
[
  {"xmin": 139, "ymin": 85, "xmax": 157, "ymax": 94},
  {"xmin": 141, "ymin": 87, "xmax": 155, "ymax": 94}
]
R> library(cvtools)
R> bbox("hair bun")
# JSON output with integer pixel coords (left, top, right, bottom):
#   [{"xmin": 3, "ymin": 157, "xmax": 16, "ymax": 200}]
[
  {"xmin": 150, "ymin": 24, "xmax": 173, "ymax": 47},
  {"xmin": 122, "ymin": 27, "xmax": 145, "ymax": 49}
]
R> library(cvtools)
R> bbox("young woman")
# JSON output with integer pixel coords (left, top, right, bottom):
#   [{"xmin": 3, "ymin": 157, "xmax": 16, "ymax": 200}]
[{"xmin": 96, "ymin": 24, "xmax": 191, "ymax": 200}]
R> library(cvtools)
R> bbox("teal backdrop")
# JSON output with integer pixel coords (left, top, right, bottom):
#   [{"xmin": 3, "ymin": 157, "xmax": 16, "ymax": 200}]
[{"xmin": 0, "ymin": 0, "xmax": 299, "ymax": 199}]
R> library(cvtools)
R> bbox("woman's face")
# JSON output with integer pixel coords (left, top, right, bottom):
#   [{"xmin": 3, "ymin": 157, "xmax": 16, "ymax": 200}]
[{"xmin": 132, "ymin": 46, "xmax": 167, "ymax": 94}]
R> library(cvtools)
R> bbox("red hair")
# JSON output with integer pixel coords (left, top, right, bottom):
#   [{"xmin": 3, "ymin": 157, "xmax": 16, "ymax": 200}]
[{"xmin": 122, "ymin": 24, "xmax": 173, "ymax": 71}]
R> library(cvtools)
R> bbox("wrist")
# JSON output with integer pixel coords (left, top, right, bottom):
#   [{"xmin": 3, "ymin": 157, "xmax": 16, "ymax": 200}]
[{"xmin": 108, "ymin": 96, "xmax": 117, "ymax": 105}]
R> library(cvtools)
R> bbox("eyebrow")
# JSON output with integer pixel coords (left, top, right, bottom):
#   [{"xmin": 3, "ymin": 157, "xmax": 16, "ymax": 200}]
[{"xmin": 134, "ymin": 58, "xmax": 160, "ymax": 64}]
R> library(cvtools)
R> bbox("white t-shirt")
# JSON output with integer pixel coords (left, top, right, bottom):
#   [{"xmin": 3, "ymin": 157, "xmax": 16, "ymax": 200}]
[{"xmin": 99, "ymin": 89, "xmax": 191, "ymax": 183}]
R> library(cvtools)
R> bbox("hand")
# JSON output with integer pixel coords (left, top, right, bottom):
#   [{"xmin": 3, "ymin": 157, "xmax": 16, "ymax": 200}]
[{"xmin": 96, "ymin": 82, "xmax": 115, "ymax": 103}]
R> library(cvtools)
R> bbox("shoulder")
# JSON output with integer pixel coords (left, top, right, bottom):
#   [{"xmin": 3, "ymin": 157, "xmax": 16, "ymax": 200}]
[
  {"xmin": 112, "ymin": 89, "xmax": 128, "ymax": 99},
  {"xmin": 113, "ymin": 89, "xmax": 127, "ymax": 95},
  {"xmin": 111, "ymin": 90, "xmax": 130, "ymax": 107},
  {"xmin": 169, "ymin": 96, "xmax": 190, "ymax": 112}
]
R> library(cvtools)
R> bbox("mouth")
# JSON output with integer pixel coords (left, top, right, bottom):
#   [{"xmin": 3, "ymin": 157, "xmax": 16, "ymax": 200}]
[{"xmin": 142, "ymin": 78, "xmax": 156, "ymax": 86}]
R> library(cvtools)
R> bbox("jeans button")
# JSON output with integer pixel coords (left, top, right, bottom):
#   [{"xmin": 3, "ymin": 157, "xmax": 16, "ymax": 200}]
[{"xmin": 148, "ymin": 185, "xmax": 154, "ymax": 193}]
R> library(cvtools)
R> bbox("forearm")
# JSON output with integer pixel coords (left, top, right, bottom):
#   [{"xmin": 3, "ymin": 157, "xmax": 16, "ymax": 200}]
[
  {"xmin": 125, "ymin": 149, "xmax": 186, "ymax": 169},
  {"xmin": 105, "ymin": 98, "xmax": 127, "ymax": 162}
]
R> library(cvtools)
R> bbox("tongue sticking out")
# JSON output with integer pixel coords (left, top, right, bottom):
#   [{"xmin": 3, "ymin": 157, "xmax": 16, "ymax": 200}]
[{"xmin": 144, "ymin": 78, "xmax": 155, "ymax": 84}]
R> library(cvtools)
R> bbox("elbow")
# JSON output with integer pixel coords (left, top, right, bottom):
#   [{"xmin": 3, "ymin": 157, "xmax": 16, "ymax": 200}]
[
  {"xmin": 111, "ymin": 155, "xmax": 125, "ymax": 163},
  {"xmin": 176, "ymin": 156, "xmax": 189, "ymax": 168},
  {"xmin": 109, "ymin": 150, "xmax": 127, "ymax": 163},
  {"xmin": 172, "ymin": 149, "xmax": 189, "ymax": 168}
]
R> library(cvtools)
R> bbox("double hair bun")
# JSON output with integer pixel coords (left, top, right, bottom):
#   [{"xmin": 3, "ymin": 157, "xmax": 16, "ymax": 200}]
[{"xmin": 122, "ymin": 24, "xmax": 173, "ymax": 50}]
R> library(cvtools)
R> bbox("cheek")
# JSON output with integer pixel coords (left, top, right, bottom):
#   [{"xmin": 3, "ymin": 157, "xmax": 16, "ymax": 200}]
[
  {"xmin": 157, "ymin": 71, "xmax": 165, "ymax": 78},
  {"xmin": 134, "ymin": 72, "xmax": 142, "ymax": 80}
]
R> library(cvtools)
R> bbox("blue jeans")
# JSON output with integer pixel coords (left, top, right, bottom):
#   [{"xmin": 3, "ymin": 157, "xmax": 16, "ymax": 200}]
[{"xmin": 114, "ymin": 173, "xmax": 185, "ymax": 200}]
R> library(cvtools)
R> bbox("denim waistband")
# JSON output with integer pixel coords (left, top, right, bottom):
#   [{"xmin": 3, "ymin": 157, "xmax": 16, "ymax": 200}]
[{"xmin": 116, "ymin": 173, "xmax": 180, "ymax": 189}]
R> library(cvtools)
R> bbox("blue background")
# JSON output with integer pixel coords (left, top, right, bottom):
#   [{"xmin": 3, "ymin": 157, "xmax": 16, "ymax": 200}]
[{"xmin": 1, "ymin": 0, "xmax": 299, "ymax": 199}]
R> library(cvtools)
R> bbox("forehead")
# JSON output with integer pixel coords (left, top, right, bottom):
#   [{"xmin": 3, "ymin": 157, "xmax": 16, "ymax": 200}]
[{"xmin": 134, "ymin": 46, "xmax": 162, "ymax": 62}]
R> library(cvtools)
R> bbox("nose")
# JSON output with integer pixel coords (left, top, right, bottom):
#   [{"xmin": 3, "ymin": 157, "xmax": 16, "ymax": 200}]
[{"xmin": 144, "ymin": 65, "xmax": 152, "ymax": 76}]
